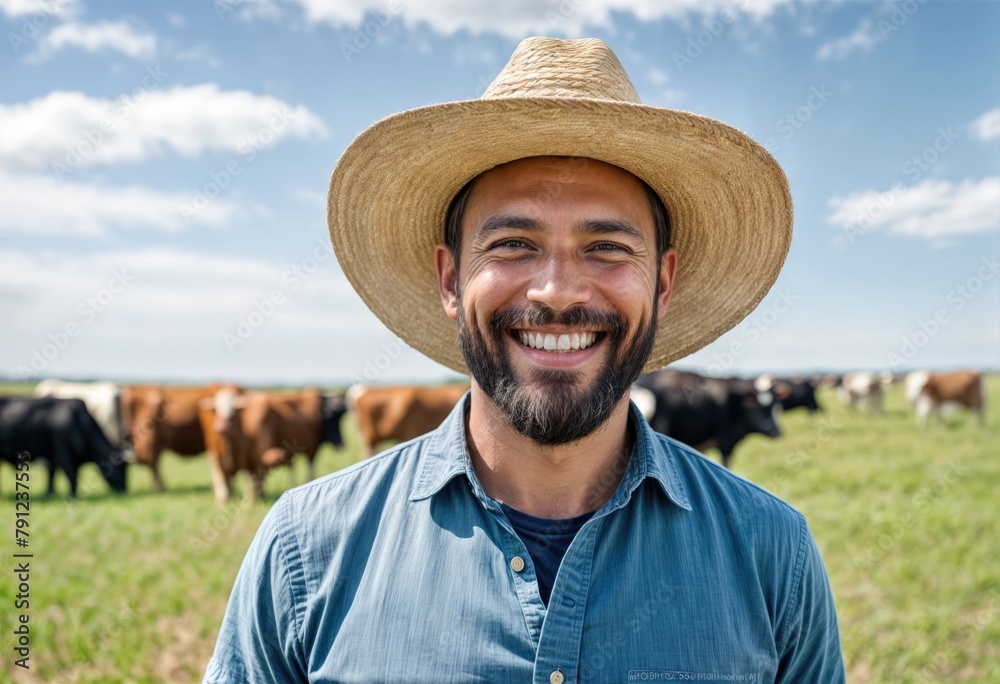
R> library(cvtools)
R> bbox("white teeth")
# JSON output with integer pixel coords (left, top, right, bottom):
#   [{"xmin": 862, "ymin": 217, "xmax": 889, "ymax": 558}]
[{"xmin": 516, "ymin": 330, "xmax": 600, "ymax": 353}]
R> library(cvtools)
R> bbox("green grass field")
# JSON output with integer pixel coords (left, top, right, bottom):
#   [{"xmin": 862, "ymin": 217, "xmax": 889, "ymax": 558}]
[{"xmin": 1, "ymin": 379, "xmax": 998, "ymax": 683}]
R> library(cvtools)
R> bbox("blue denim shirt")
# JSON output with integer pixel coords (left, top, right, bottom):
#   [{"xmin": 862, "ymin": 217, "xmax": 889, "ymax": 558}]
[{"xmin": 205, "ymin": 393, "xmax": 844, "ymax": 683}]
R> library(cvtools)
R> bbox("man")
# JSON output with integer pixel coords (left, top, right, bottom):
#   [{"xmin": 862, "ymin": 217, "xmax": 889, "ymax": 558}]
[{"xmin": 205, "ymin": 37, "xmax": 844, "ymax": 683}]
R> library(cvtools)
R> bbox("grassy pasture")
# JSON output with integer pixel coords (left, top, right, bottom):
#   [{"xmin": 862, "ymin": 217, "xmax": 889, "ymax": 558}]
[{"xmin": 1, "ymin": 378, "xmax": 998, "ymax": 683}]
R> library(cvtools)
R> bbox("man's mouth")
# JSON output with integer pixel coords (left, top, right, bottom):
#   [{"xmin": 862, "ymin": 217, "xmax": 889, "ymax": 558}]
[{"xmin": 511, "ymin": 329, "xmax": 603, "ymax": 353}]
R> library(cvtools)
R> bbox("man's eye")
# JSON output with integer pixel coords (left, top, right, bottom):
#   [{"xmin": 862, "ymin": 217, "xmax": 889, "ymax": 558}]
[
  {"xmin": 491, "ymin": 238, "xmax": 528, "ymax": 250},
  {"xmin": 593, "ymin": 243, "xmax": 628, "ymax": 253}
]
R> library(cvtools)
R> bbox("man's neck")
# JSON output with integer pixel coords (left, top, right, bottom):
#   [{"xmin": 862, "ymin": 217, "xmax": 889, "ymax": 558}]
[{"xmin": 464, "ymin": 384, "xmax": 634, "ymax": 519}]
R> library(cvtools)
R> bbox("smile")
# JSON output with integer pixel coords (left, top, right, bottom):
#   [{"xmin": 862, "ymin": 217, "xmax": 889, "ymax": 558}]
[{"xmin": 513, "ymin": 329, "xmax": 601, "ymax": 353}]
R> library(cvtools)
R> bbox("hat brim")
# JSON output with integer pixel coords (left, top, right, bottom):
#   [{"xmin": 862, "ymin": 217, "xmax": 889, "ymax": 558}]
[{"xmin": 328, "ymin": 98, "xmax": 792, "ymax": 375}]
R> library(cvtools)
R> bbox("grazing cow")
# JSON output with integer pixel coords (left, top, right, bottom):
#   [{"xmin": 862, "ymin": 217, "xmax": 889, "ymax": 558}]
[
  {"xmin": 837, "ymin": 372, "xmax": 884, "ymax": 416},
  {"xmin": 34, "ymin": 379, "xmax": 126, "ymax": 448},
  {"xmin": 198, "ymin": 388, "xmax": 334, "ymax": 504},
  {"xmin": 0, "ymin": 396, "xmax": 127, "ymax": 496},
  {"xmin": 119, "ymin": 383, "xmax": 241, "ymax": 492},
  {"xmin": 755, "ymin": 375, "xmax": 822, "ymax": 415},
  {"xmin": 637, "ymin": 370, "xmax": 782, "ymax": 469},
  {"xmin": 905, "ymin": 370, "xmax": 986, "ymax": 427},
  {"xmin": 350, "ymin": 384, "xmax": 470, "ymax": 457}
]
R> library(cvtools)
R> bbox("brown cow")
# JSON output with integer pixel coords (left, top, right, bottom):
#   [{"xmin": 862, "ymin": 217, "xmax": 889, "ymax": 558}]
[
  {"xmin": 198, "ymin": 387, "xmax": 325, "ymax": 504},
  {"xmin": 906, "ymin": 370, "xmax": 986, "ymax": 427},
  {"xmin": 120, "ymin": 383, "xmax": 241, "ymax": 492},
  {"xmin": 350, "ymin": 384, "xmax": 469, "ymax": 456}
]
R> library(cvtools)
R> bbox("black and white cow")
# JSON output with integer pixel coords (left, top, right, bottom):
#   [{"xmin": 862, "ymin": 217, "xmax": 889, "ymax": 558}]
[
  {"xmin": 755, "ymin": 375, "xmax": 822, "ymax": 415},
  {"xmin": 637, "ymin": 370, "xmax": 782, "ymax": 469},
  {"xmin": 0, "ymin": 396, "xmax": 128, "ymax": 496}
]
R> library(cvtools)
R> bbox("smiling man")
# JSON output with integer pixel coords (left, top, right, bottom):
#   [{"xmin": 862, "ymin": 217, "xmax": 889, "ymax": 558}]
[{"xmin": 205, "ymin": 37, "xmax": 844, "ymax": 684}]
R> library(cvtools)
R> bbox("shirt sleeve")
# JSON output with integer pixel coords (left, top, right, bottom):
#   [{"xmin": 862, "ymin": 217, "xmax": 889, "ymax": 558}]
[
  {"xmin": 775, "ymin": 519, "xmax": 846, "ymax": 683},
  {"xmin": 203, "ymin": 494, "xmax": 308, "ymax": 683}
]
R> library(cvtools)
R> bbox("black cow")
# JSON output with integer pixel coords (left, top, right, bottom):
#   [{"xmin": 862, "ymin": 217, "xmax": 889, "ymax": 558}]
[
  {"xmin": 321, "ymin": 393, "xmax": 348, "ymax": 449},
  {"xmin": 637, "ymin": 370, "xmax": 782, "ymax": 469},
  {"xmin": 0, "ymin": 396, "xmax": 127, "ymax": 496},
  {"xmin": 756, "ymin": 376, "xmax": 822, "ymax": 415}
]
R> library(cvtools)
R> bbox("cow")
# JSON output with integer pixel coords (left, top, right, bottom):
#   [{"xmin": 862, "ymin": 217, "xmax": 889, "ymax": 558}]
[
  {"xmin": 349, "ymin": 384, "xmax": 470, "ymax": 457},
  {"xmin": 755, "ymin": 375, "xmax": 822, "ymax": 415},
  {"xmin": 905, "ymin": 370, "xmax": 986, "ymax": 427},
  {"xmin": 119, "ymin": 383, "xmax": 241, "ymax": 492},
  {"xmin": 637, "ymin": 370, "xmax": 781, "ymax": 469},
  {"xmin": 198, "ymin": 387, "xmax": 337, "ymax": 504},
  {"xmin": 34, "ymin": 379, "xmax": 126, "ymax": 448},
  {"xmin": 837, "ymin": 372, "xmax": 884, "ymax": 416},
  {"xmin": 0, "ymin": 396, "xmax": 127, "ymax": 496}
]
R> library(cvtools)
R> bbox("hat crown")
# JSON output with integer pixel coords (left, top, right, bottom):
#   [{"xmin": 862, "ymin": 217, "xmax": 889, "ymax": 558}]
[{"xmin": 482, "ymin": 37, "xmax": 641, "ymax": 104}]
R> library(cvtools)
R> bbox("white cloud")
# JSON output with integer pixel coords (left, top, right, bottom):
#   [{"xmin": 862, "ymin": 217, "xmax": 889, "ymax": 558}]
[
  {"xmin": 34, "ymin": 20, "xmax": 157, "ymax": 60},
  {"xmin": 0, "ymin": 85, "xmax": 328, "ymax": 171},
  {"xmin": 971, "ymin": 107, "xmax": 1000, "ymax": 142},
  {"xmin": 0, "ymin": 170, "xmax": 240, "ymax": 237},
  {"xmin": 827, "ymin": 177, "xmax": 1000, "ymax": 240},
  {"xmin": 0, "ymin": 0, "xmax": 78, "ymax": 18},
  {"xmin": 244, "ymin": 0, "xmax": 796, "ymax": 38},
  {"xmin": 647, "ymin": 66, "xmax": 669, "ymax": 85},
  {"xmin": 815, "ymin": 18, "xmax": 879, "ymax": 60}
]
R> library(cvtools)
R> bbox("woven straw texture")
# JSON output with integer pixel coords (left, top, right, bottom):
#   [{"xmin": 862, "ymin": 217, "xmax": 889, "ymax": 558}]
[{"xmin": 328, "ymin": 37, "xmax": 792, "ymax": 374}]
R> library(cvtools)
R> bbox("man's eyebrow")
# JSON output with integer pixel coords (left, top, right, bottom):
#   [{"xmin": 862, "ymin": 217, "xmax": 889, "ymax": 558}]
[
  {"xmin": 474, "ymin": 215, "xmax": 542, "ymax": 236},
  {"xmin": 575, "ymin": 219, "xmax": 645, "ymax": 242}
]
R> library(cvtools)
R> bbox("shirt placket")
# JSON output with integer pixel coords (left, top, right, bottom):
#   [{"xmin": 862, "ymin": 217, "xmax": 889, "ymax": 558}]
[{"xmin": 530, "ymin": 514, "xmax": 601, "ymax": 684}]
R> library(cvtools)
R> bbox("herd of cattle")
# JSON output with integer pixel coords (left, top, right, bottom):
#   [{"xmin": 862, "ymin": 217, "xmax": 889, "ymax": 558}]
[{"xmin": 0, "ymin": 369, "xmax": 987, "ymax": 502}]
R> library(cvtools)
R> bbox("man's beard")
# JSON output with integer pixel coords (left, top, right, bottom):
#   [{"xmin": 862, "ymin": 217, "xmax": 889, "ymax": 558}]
[{"xmin": 457, "ymin": 295, "xmax": 658, "ymax": 446}]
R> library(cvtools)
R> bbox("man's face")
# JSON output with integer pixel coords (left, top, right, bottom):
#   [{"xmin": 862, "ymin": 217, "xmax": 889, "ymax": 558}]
[{"xmin": 436, "ymin": 156, "xmax": 676, "ymax": 445}]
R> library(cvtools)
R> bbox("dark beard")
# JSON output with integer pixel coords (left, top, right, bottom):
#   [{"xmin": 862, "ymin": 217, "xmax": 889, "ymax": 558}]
[{"xmin": 457, "ymin": 298, "xmax": 658, "ymax": 446}]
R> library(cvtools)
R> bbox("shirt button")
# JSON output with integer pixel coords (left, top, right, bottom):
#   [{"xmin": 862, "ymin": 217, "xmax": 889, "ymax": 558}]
[
  {"xmin": 510, "ymin": 556, "xmax": 525, "ymax": 573},
  {"xmin": 550, "ymin": 669, "xmax": 565, "ymax": 684}
]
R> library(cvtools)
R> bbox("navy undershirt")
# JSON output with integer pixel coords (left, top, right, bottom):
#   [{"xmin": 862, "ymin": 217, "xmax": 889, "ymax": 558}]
[{"xmin": 500, "ymin": 503, "xmax": 596, "ymax": 606}]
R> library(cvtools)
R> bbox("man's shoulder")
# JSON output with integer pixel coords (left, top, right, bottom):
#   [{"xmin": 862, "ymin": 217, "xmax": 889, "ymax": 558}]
[
  {"xmin": 653, "ymin": 431, "xmax": 807, "ymax": 536},
  {"xmin": 277, "ymin": 434, "xmax": 432, "ymax": 525}
]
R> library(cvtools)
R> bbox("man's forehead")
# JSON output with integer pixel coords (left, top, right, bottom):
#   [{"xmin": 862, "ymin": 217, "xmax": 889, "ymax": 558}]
[{"xmin": 475, "ymin": 155, "xmax": 645, "ymax": 191}]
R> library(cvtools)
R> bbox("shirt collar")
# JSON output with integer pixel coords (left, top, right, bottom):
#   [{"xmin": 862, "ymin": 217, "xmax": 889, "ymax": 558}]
[{"xmin": 409, "ymin": 390, "xmax": 692, "ymax": 512}]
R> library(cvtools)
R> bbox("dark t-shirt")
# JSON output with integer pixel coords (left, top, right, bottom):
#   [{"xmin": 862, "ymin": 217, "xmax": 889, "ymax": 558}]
[{"xmin": 501, "ymin": 503, "xmax": 595, "ymax": 606}]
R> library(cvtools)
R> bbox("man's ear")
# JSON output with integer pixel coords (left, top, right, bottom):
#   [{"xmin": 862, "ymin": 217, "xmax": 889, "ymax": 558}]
[
  {"xmin": 435, "ymin": 244, "xmax": 459, "ymax": 321},
  {"xmin": 656, "ymin": 248, "xmax": 678, "ymax": 321}
]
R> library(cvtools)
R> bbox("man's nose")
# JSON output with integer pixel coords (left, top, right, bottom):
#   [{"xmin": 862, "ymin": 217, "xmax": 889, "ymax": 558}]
[{"xmin": 525, "ymin": 255, "xmax": 593, "ymax": 312}]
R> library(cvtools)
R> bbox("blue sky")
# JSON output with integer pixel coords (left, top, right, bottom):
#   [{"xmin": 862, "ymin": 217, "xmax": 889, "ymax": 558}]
[{"xmin": 1, "ymin": 0, "xmax": 998, "ymax": 384}]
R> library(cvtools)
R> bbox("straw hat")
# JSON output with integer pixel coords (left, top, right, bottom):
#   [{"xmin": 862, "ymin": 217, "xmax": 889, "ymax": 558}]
[{"xmin": 328, "ymin": 36, "xmax": 792, "ymax": 374}]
